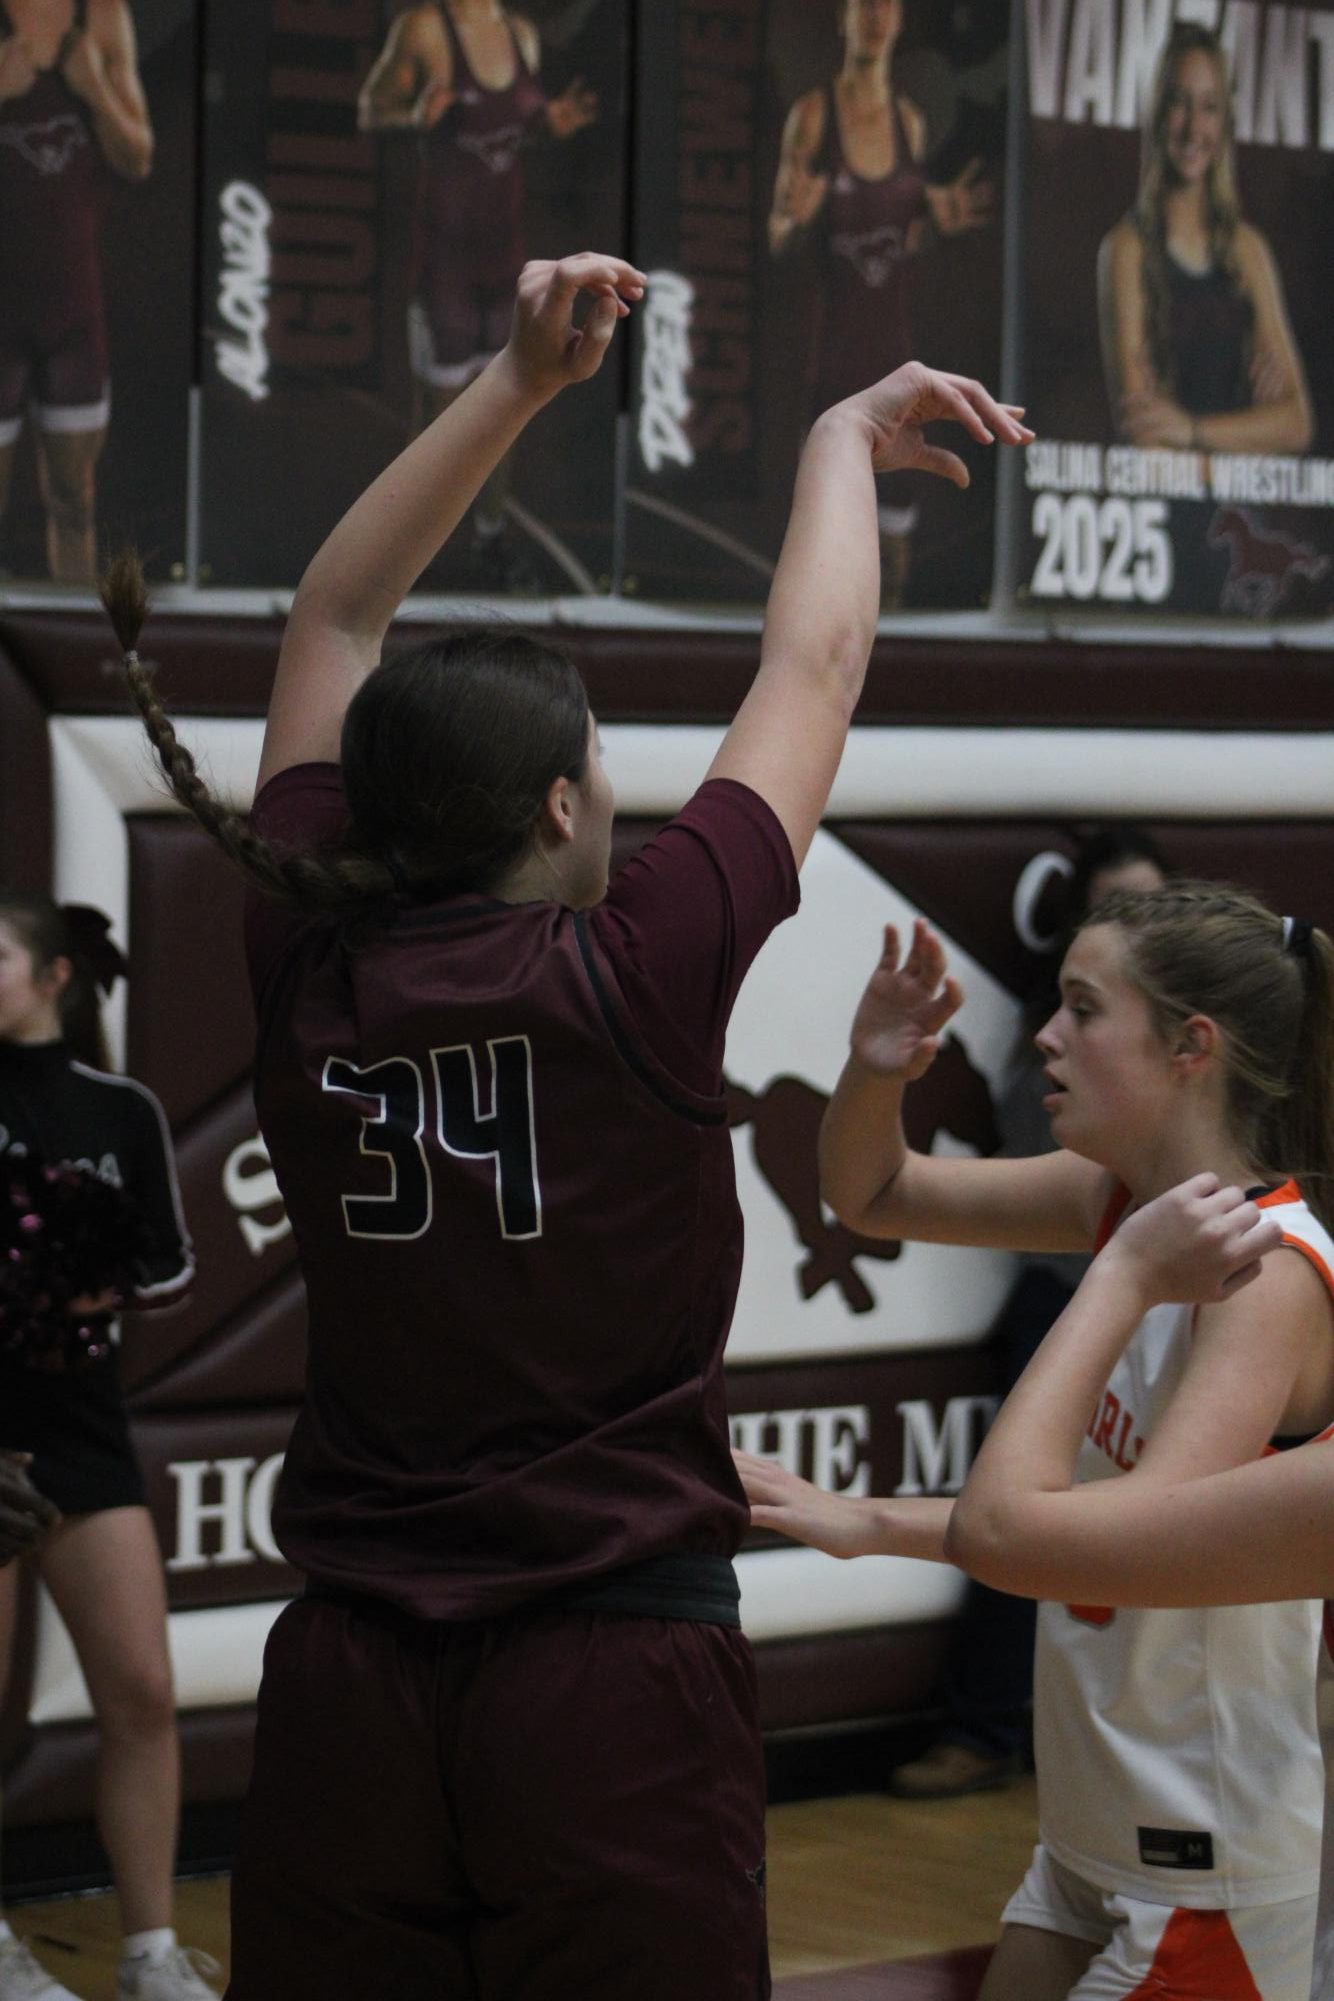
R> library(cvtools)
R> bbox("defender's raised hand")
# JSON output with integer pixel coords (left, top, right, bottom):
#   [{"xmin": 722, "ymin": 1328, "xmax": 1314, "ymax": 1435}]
[
  {"xmin": 503, "ymin": 253, "xmax": 646, "ymax": 399},
  {"xmin": 850, "ymin": 363, "xmax": 1032, "ymax": 484},
  {"xmin": 849, "ymin": 920, "xmax": 963, "ymax": 1081}
]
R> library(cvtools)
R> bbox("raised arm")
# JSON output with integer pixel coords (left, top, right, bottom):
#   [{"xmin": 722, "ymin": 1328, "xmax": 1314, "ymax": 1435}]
[
  {"xmin": 705, "ymin": 373, "xmax": 1030, "ymax": 870},
  {"xmin": 256, "ymin": 253, "xmax": 644, "ymax": 790},
  {"xmin": 63, "ymin": 0, "xmax": 153, "ymax": 180},
  {"xmin": 942, "ymin": 1177, "xmax": 1334, "ymax": 1607},
  {"xmin": 818, "ymin": 919, "xmax": 1110, "ymax": 1249}
]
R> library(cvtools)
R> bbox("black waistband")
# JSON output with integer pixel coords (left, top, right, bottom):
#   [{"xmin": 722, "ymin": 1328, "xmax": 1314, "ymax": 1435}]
[
  {"xmin": 305, "ymin": 1553, "xmax": 741, "ymax": 1630},
  {"xmin": 538, "ymin": 1552, "xmax": 740, "ymax": 1626}
]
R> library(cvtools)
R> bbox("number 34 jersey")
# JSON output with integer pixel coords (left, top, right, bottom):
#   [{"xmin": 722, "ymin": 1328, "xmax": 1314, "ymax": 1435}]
[
  {"xmin": 1035, "ymin": 1185, "xmax": 1334, "ymax": 1913},
  {"xmin": 244, "ymin": 762, "xmax": 798, "ymax": 1621}
]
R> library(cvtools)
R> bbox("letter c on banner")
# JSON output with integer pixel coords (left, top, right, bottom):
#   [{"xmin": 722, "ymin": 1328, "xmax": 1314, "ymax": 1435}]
[{"xmin": 1013, "ymin": 850, "xmax": 1074, "ymax": 954}]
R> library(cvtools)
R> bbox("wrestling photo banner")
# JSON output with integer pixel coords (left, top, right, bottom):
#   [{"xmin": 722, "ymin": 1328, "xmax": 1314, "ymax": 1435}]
[
  {"xmin": 200, "ymin": 0, "xmax": 629, "ymax": 594},
  {"xmin": 628, "ymin": 0, "xmax": 1007, "ymax": 610},
  {"xmin": 1018, "ymin": 0, "xmax": 1334, "ymax": 619},
  {"xmin": 0, "ymin": 0, "xmax": 195, "ymax": 585}
]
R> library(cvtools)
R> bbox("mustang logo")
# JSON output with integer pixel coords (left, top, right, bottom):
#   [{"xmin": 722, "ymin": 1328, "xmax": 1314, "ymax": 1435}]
[
  {"xmin": 1207, "ymin": 506, "xmax": 1331, "ymax": 617},
  {"xmin": 829, "ymin": 221, "xmax": 909, "ymax": 290},
  {"xmin": 0, "ymin": 113, "xmax": 87, "ymax": 176},
  {"xmin": 455, "ymin": 120, "xmax": 526, "ymax": 176},
  {"xmin": 727, "ymin": 1035, "xmax": 1000, "ymax": 1314}
]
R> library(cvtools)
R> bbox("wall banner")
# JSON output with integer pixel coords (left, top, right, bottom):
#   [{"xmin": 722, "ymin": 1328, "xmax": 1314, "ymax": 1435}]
[
  {"xmin": 1018, "ymin": 0, "xmax": 1334, "ymax": 618},
  {"xmin": 628, "ymin": 0, "xmax": 1008, "ymax": 610},
  {"xmin": 0, "ymin": 0, "xmax": 195, "ymax": 584},
  {"xmin": 199, "ymin": 0, "xmax": 628, "ymax": 593}
]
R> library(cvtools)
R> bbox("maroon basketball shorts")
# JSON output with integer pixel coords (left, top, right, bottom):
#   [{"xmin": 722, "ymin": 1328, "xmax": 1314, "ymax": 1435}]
[{"xmin": 227, "ymin": 1594, "xmax": 771, "ymax": 2000}]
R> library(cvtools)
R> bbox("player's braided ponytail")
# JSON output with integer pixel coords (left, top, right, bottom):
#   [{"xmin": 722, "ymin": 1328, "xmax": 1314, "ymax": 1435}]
[
  {"xmin": 101, "ymin": 550, "xmax": 589, "ymax": 915},
  {"xmin": 1081, "ymin": 881, "xmax": 1334, "ymax": 1233}
]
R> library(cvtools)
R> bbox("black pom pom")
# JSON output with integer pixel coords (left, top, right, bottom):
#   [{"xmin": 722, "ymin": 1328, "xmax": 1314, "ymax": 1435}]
[{"xmin": 0, "ymin": 1155, "xmax": 151, "ymax": 1372}]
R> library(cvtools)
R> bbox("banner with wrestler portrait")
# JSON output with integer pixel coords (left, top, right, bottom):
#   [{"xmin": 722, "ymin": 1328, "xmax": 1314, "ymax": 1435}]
[
  {"xmin": 0, "ymin": 0, "xmax": 195, "ymax": 585},
  {"xmin": 627, "ymin": 0, "xmax": 1007, "ymax": 610},
  {"xmin": 199, "ymin": 0, "xmax": 628, "ymax": 593},
  {"xmin": 1016, "ymin": 0, "xmax": 1334, "ymax": 619}
]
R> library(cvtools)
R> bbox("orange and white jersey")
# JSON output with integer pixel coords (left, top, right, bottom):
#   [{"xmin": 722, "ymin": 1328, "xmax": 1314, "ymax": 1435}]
[
  {"xmin": 1313, "ymin": 1603, "xmax": 1334, "ymax": 1998},
  {"xmin": 1036, "ymin": 1182, "xmax": 1331, "ymax": 1912}
]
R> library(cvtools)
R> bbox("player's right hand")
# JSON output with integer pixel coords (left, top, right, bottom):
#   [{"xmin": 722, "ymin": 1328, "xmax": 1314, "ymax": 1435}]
[
  {"xmin": 848, "ymin": 919, "xmax": 963, "ymax": 1081},
  {"xmin": 845, "ymin": 363, "xmax": 1032, "ymax": 485},
  {"xmin": 503, "ymin": 254, "xmax": 647, "ymax": 398},
  {"xmin": 0, "ymin": 1453, "xmax": 60, "ymax": 1566}
]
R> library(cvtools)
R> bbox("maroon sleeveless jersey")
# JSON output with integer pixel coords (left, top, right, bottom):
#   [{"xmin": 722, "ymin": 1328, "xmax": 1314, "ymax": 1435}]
[
  {"xmin": 0, "ymin": 1, "xmax": 100, "ymax": 295},
  {"xmin": 810, "ymin": 86, "xmax": 927, "ymax": 414},
  {"xmin": 245, "ymin": 768, "xmax": 798, "ymax": 1620},
  {"xmin": 414, "ymin": 4, "xmax": 546, "ymax": 291}
]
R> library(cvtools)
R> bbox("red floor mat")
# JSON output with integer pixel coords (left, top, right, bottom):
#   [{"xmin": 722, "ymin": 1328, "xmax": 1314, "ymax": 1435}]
[{"xmin": 775, "ymin": 1944, "xmax": 993, "ymax": 1999}]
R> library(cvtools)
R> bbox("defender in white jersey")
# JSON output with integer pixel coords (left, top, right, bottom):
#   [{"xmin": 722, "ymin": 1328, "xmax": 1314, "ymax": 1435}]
[{"xmin": 736, "ymin": 886, "xmax": 1334, "ymax": 1999}]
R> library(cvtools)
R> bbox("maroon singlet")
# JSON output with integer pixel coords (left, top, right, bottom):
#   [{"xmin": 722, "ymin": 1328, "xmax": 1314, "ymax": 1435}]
[
  {"xmin": 245, "ymin": 769, "xmax": 798, "ymax": 1621},
  {"xmin": 411, "ymin": 3, "xmax": 547, "ymax": 379},
  {"xmin": 0, "ymin": 0, "xmax": 108, "ymax": 430},
  {"xmin": 809, "ymin": 84, "xmax": 927, "ymax": 415}
]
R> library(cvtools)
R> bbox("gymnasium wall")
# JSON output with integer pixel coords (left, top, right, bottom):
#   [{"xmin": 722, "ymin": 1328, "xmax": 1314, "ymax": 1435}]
[{"xmin": 2, "ymin": 608, "xmax": 1332, "ymax": 1845}]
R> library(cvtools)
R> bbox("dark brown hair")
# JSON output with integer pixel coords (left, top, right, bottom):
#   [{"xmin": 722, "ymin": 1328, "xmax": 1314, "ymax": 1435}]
[
  {"xmin": 0, "ymin": 892, "xmax": 117, "ymax": 1069},
  {"xmin": 1080, "ymin": 881, "xmax": 1334, "ymax": 1231},
  {"xmin": 101, "ymin": 551, "xmax": 590, "ymax": 917}
]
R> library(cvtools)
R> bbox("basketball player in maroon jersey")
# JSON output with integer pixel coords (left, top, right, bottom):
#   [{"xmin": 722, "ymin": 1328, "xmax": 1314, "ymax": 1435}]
[
  {"xmin": 102, "ymin": 251, "xmax": 1029, "ymax": 1997},
  {"xmin": 0, "ymin": 0, "xmax": 152, "ymax": 582},
  {"xmin": 359, "ymin": 0, "xmax": 596, "ymax": 588},
  {"xmin": 769, "ymin": 0, "xmax": 991, "ymax": 608}
]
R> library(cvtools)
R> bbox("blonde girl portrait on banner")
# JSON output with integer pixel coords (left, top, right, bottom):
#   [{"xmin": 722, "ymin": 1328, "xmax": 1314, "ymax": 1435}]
[{"xmin": 1097, "ymin": 21, "xmax": 1312, "ymax": 458}]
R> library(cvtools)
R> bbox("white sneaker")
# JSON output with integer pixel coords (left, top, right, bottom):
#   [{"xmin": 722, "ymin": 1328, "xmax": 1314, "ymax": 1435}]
[
  {"xmin": 0, "ymin": 1934, "xmax": 86, "ymax": 2001},
  {"xmin": 116, "ymin": 1948, "xmax": 222, "ymax": 2001}
]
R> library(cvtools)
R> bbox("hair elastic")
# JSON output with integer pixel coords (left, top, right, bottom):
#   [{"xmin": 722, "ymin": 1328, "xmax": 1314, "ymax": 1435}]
[{"xmin": 1281, "ymin": 916, "xmax": 1314, "ymax": 959}]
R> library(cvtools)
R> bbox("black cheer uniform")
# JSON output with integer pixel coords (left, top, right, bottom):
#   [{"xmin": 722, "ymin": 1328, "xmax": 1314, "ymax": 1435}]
[{"xmin": 0, "ymin": 1040, "xmax": 194, "ymax": 1512}]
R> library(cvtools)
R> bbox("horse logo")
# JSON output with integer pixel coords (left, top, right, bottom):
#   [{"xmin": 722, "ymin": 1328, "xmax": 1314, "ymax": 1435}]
[
  {"xmin": 1207, "ymin": 506, "xmax": 1331, "ymax": 616},
  {"xmin": 727, "ymin": 1034, "xmax": 1000, "ymax": 1315},
  {"xmin": 456, "ymin": 121, "xmax": 526, "ymax": 176},
  {"xmin": 0, "ymin": 114, "xmax": 87, "ymax": 176},
  {"xmin": 829, "ymin": 222, "xmax": 908, "ymax": 290}
]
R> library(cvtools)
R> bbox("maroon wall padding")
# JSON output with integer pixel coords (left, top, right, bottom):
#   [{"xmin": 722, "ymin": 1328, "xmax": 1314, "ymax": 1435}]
[
  {"xmin": 1, "ymin": 1708, "xmax": 259, "ymax": 1825},
  {"xmin": 125, "ymin": 819, "xmax": 254, "ymax": 1127},
  {"xmin": 756, "ymin": 1626, "xmax": 952, "ymax": 1736},
  {"xmin": 2, "ymin": 607, "xmax": 1331, "ymax": 730},
  {"xmin": 2, "ymin": 605, "xmax": 1333, "ymax": 1855},
  {"xmin": 0, "ymin": 648, "xmax": 52, "ymax": 891}
]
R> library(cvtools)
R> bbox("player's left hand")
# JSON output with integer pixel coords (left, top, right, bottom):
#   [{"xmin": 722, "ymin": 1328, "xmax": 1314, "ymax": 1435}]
[
  {"xmin": 546, "ymin": 78, "xmax": 597, "ymax": 139},
  {"xmin": 925, "ymin": 158, "xmax": 993, "ymax": 235},
  {"xmin": 846, "ymin": 362, "xmax": 1032, "ymax": 485},
  {"xmin": 502, "ymin": 253, "xmax": 646, "ymax": 398},
  {"xmin": 733, "ymin": 1451, "xmax": 877, "ymax": 1560}
]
